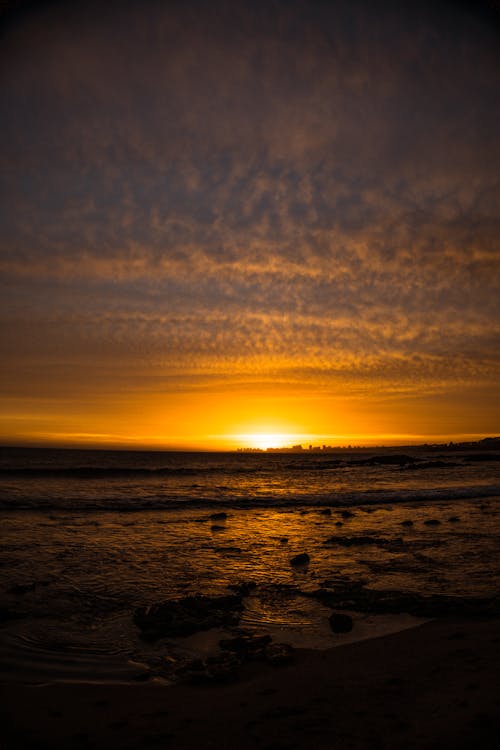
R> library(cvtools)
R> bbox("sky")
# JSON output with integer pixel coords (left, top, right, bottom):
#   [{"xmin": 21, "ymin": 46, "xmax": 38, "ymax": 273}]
[{"xmin": 1, "ymin": 0, "xmax": 499, "ymax": 449}]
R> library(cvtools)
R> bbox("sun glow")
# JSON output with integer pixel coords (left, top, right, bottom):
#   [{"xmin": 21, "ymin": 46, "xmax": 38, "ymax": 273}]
[{"xmin": 232, "ymin": 432, "xmax": 300, "ymax": 450}]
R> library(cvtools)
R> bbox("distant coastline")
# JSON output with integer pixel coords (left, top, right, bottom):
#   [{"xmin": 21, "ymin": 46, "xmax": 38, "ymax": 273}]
[
  {"xmin": 0, "ymin": 436, "xmax": 499, "ymax": 455},
  {"xmin": 237, "ymin": 436, "xmax": 500, "ymax": 453}
]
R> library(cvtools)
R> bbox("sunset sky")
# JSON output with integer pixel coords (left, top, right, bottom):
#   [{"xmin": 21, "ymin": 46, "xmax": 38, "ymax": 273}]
[{"xmin": 1, "ymin": 0, "xmax": 499, "ymax": 449}]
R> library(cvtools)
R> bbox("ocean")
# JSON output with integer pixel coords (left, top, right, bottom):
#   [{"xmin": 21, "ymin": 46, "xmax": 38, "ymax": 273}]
[{"xmin": 1, "ymin": 445, "xmax": 499, "ymax": 684}]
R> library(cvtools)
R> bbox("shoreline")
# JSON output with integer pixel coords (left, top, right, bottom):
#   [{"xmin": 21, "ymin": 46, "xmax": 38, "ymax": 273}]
[{"xmin": 2, "ymin": 617, "xmax": 499, "ymax": 749}]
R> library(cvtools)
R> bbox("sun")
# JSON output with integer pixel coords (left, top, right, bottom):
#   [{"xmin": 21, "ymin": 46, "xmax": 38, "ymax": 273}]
[
  {"xmin": 240, "ymin": 432, "xmax": 294, "ymax": 450},
  {"xmin": 226, "ymin": 421, "xmax": 310, "ymax": 451}
]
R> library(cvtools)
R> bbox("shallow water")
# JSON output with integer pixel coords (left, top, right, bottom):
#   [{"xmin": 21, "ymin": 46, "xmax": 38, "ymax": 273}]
[{"xmin": 1, "ymin": 446, "xmax": 499, "ymax": 684}]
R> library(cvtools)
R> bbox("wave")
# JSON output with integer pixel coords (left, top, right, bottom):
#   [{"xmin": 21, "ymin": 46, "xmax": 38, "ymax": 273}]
[
  {"xmin": 0, "ymin": 453, "xmax": 481, "ymax": 479},
  {"xmin": 0, "ymin": 465, "xmax": 250, "ymax": 479},
  {"xmin": 1, "ymin": 484, "xmax": 498, "ymax": 512}
]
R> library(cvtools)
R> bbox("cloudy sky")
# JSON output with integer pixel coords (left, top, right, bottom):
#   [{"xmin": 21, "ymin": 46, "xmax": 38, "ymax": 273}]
[{"xmin": 1, "ymin": 0, "xmax": 499, "ymax": 448}]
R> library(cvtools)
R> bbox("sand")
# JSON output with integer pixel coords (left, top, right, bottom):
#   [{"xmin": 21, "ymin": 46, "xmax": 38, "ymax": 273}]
[{"xmin": 1, "ymin": 617, "xmax": 499, "ymax": 749}]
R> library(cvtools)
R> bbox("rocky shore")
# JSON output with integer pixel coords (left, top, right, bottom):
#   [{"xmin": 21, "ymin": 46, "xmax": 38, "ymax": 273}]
[{"xmin": 127, "ymin": 579, "xmax": 500, "ymax": 686}]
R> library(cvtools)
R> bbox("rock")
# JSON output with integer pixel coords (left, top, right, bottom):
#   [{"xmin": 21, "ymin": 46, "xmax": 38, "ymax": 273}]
[
  {"xmin": 323, "ymin": 535, "xmax": 404, "ymax": 550},
  {"xmin": 424, "ymin": 519, "xmax": 441, "ymax": 525},
  {"xmin": 210, "ymin": 512, "xmax": 228, "ymax": 521},
  {"xmin": 280, "ymin": 537, "xmax": 289, "ymax": 544},
  {"xmin": 211, "ymin": 524, "xmax": 225, "ymax": 532},
  {"xmin": 308, "ymin": 585, "xmax": 500, "ymax": 619},
  {"xmin": 341, "ymin": 510, "xmax": 355, "ymax": 518},
  {"xmin": 335, "ymin": 521, "xmax": 343, "ymax": 527},
  {"xmin": 448, "ymin": 516, "xmax": 460, "ymax": 522},
  {"xmin": 401, "ymin": 520, "xmax": 414, "ymax": 526},
  {"xmin": 290, "ymin": 552, "xmax": 310, "ymax": 566},
  {"xmin": 228, "ymin": 581, "xmax": 256, "ymax": 597},
  {"xmin": 329, "ymin": 612, "xmax": 354, "ymax": 633},
  {"xmin": 320, "ymin": 508, "xmax": 332, "ymax": 515},
  {"xmin": 134, "ymin": 594, "xmax": 244, "ymax": 641},
  {"xmin": 264, "ymin": 642, "xmax": 294, "ymax": 666}
]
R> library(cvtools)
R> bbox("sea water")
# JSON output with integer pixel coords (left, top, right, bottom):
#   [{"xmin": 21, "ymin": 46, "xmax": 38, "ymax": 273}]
[{"xmin": 1, "ymin": 446, "xmax": 499, "ymax": 683}]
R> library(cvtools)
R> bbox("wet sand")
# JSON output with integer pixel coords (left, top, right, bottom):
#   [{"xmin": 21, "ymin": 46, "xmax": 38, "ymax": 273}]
[{"xmin": 2, "ymin": 617, "xmax": 499, "ymax": 749}]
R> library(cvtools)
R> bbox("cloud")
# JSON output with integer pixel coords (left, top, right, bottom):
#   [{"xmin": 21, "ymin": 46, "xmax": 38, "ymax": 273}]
[{"xmin": 0, "ymin": 0, "xmax": 499, "ymax": 422}]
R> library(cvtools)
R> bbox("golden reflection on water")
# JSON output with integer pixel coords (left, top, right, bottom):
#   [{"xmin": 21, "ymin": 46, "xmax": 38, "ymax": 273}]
[
  {"xmin": 0, "ymin": 498, "xmax": 498, "ymax": 682},
  {"xmin": 2, "ymin": 499, "xmax": 498, "ymax": 608}
]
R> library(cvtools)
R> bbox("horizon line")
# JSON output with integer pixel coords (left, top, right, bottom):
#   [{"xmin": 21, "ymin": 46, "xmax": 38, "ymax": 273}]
[{"xmin": 1, "ymin": 433, "xmax": 498, "ymax": 453}]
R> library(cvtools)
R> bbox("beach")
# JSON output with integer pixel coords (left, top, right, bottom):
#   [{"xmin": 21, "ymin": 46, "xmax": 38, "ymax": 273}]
[
  {"xmin": 1, "ymin": 446, "xmax": 499, "ymax": 748},
  {"xmin": 2, "ymin": 616, "xmax": 499, "ymax": 749}
]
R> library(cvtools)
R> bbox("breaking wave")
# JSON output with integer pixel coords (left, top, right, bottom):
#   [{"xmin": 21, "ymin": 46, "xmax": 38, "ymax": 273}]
[{"xmin": 1, "ymin": 483, "xmax": 499, "ymax": 511}]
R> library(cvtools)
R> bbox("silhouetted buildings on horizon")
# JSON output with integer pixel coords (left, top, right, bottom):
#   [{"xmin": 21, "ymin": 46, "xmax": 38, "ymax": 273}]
[{"xmin": 237, "ymin": 437, "xmax": 500, "ymax": 453}]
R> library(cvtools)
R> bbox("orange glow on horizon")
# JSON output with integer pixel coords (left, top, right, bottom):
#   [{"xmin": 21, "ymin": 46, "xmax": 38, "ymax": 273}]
[{"xmin": 1, "ymin": 382, "xmax": 498, "ymax": 451}]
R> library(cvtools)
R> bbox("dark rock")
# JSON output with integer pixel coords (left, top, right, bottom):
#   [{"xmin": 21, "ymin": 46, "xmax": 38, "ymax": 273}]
[
  {"xmin": 424, "ymin": 519, "xmax": 441, "ymax": 526},
  {"xmin": 210, "ymin": 512, "xmax": 228, "ymax": 521},
  {"xmin": 134, "ymin": 594, "xmax": 244, "ymax": 641},
  {"xmin": 211, "ymin": 524, "xmax": 225, "ymax": 532},
  {"xmin": 280, "ymin": 537, "xmax": 289, "ymax": 544},
  {"xmin": 448, "ymin": 516, "xmax": 460, "ymax": 522},
  {"xmin": 308, "ymin": 585, "xmax": 500, "ymax": 619},
  {"xmin": 340, "ymin": 510, "xmax": 355, "ymax": 518},
  {"xmin": 290, "ymin": 552, "xmax": 310, "ymax": 566},
  {"xmin": 401, "ymin": 520, "xmax": 414, "ymax": 526},
  {"xmin": 264, "ymin": 642, "xmax": 294, "ymax": 666},
  {"xmin": 329, "ymin": 612, "xmax": 354, "ymax": 633},
  {"xmin": 320, "ymin": 508, "xmax": 332, "ymax": 515},
  {"xmin": 335, "ymin": 521, "xmax": 343, "ymax": 527},
  {"xmin": 228, "ymin": 581, "xmax": 256, "ymax": 597}
]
